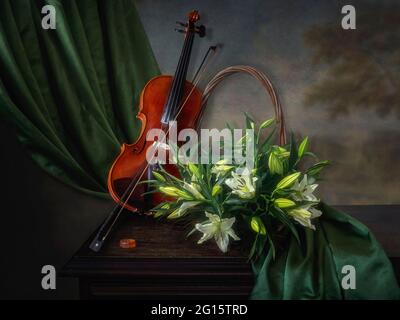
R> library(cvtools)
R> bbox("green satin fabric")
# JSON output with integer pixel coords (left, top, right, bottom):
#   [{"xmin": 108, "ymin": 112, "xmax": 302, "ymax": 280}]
[
  {"xmin": 0, "ymin": 0, "xmax": 159, "ymax": 196},
  {"xmin": 251, "ymin": 203, "xmax": 400, "ymax": 299}
]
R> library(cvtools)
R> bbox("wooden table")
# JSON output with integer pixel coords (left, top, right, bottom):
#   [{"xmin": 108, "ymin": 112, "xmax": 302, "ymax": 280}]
[{"xmin": 61, "ymin": 205, "xmax": 400, "ymax": 299}]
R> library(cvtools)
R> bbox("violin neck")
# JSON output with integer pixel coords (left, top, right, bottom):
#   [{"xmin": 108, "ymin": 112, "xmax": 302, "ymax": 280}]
[{"xmin": 160, "ymin": 30, "xmax": 195, "ymax": 124}]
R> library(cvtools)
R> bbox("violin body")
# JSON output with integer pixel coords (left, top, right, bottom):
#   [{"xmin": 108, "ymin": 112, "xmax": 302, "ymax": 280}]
[{"xmin": 108, "ymin": 75, "xmax": 203, "ymax": 212}]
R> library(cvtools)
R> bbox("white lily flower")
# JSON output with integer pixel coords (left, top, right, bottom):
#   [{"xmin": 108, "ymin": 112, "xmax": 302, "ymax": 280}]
[
  {"xmin": 195, "ymin": 212, "xmax": 240, "ymax": 253},
  {"xmin": 291, "ymin": 174, "xmax": 319, "ymax": 202},
  {"xmin": 183, "ymin": 182, "xmax": 205, "ymax": 200},
  {"xmin": 167, "ymin": 201, "xmax": 201, "ymax": 219},
  {"xmin": 287, "ymin": 205, "xmax": 322, "ymax": 230},
  {"xmin": 225, "ymin": 168, "xmax": 258, "ymax": 199}
]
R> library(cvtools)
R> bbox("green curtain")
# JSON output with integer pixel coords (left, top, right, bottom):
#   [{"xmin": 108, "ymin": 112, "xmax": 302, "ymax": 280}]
[
  {"xmin": 251, "ymin": 203, "xmax": 400, "ymax": 299},
  {"xmin": 0, "ymin": 0, "xmax": 159, "ymax": 197}
]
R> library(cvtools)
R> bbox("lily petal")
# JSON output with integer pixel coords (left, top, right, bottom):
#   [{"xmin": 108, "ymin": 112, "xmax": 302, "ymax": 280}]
[
  {"xmin": 227, "ymin": 228, "xmax": 241, "ymax": 241},
  {"xmin": 220, "ymin": 217, "xmax": 236, "ymax": 231},
  {"xmin": 215, "ymin": 232, "xmax": 230, "ymax": 253},
  {"xmin": 310, "ymin": 208, "xmax": 323, "ymax": 218}
]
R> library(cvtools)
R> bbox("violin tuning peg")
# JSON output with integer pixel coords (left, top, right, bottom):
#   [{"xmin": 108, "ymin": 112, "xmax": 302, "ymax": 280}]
[
  {"xmin": 176, "ymin": 21, "xmax": 188, "ymax": 27},
  {"xmin": 196, "ymin": 25, "xmax": 206, "ymax": 38},
  {"xmin": 174, "ymin": 28, "xmax": 185, "ymax": 34}
]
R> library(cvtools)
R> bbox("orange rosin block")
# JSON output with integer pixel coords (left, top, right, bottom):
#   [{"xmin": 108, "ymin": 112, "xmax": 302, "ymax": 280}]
[{"xmin": 119, "ymin": 238, "xmax": 137, "ymax": 249}]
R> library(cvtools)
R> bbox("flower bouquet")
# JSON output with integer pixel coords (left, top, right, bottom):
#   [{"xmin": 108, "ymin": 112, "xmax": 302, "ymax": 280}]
[{"xmin": 146, "ymin": 115, "xmax": 329, "ymax": 259}]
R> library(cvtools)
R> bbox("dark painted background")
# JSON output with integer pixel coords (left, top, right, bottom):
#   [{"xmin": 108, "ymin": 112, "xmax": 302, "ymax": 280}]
[
  {"xmin": 0, "ymin": 0, "xmax": 398, "ymax": 299},
  {"xmin": 137, "ymin": 0, "xmax": 400, "ymax": 204}
]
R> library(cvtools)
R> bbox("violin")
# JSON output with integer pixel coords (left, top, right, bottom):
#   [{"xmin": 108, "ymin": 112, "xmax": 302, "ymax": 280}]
[{"xmin": 89, "ymin": 10, "xmax": 209, "ymax": 252}]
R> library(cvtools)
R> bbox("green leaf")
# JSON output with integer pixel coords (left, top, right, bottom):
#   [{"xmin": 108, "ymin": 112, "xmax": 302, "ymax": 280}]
[
  {"xmin": 304, "ymin": 151, "xmax": 318, "ymax": 159},
  {"xmin": 249, "ymin": 232, "xmax": 260, "ymax": 260},
  {"xmin": 230, "ymin": 206, "xmax": 254, "ymax": 215},
  {"xmin": 159, "ymin": 165, "xmax": 184, "ymax": 184},
  {"xmin": 249, "ymin": 231, "xmax": 269, "ymax": 261},
  {"xmin": 298, "ymin": 136, "xmax": 309, "ymax": 158},
  {"xmin": 259, "ymin": 118, "xmax": 275, "ymax": 129},
  {"xmin": 270, "ymin": 207, "xmax": 300, "ymax": 245},
  {"xmin": 257, "ymin": 235, "xmax": 268, "ymax": 259},
  {"xmin": 245, "ymin": 112, "xmax": 255, "ymax": 130},
  {"xmin": 268, "ymin": 152, "xmax": 283, "ymax": 175},
  {"xmin": 154, "ymin": 211, "xmax": 166, "ymax": 218},
  {"xmin": 167, "ymin": 209, "xmax": 181, "ymax": 219},
  {"xmin": 274, "ymin": 198, "xmax": 296, "ymax": 208},
  {"xmin": 225, "ymin": 199, "xmax": 246, "ymax": 206},
  {"xmin": 276, "ymin": 172, "xmax": 300, "ymax": 189},
  {"xmin": 267, "ymin": 235, "xmax": 276, "ymax": 260},
  {"xmin": 226, "ymin": 122, "xmax": 235, "ymax": 131},
  {"xmin": 237, "ymin": 134, "xmax": 247, "ymax": 145},
  {"xmin": 152, "ymin": 171, "xmax": 166, "ymax": 182},
  {"xmin": 288, "ymin": 133, "xmax": 298, "ymax": 169},
  {"xmin": 250, "ymin": 217, "xmax": 267, "ymax": 235},
  {"xmin": 306, "ymin": 160, "xmax": 330, "ymax": 177},
  {"xmin": 188, "ymin": 163, "xmax": 201, "ymax": 179},
  {"xmin": 260, "ymin": 127, "xmax": 276, "ymax": 152}
]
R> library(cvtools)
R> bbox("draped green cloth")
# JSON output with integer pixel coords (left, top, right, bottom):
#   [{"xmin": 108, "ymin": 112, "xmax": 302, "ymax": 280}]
[
  {"xmin": 251, "ymin": 203, "xmax": 400, "ymax": 299},
  {"xmin": 0, "ymin": 0, "xmax": 159, "ymax": 197}
]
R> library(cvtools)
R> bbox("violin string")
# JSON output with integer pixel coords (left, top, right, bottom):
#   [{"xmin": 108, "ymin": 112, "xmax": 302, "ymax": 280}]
[
  {"xmin": 165, "ymin": 31, "xmax": 194, "ymax": 122},
  {"xmin": 170, "ymin": 30, "xmax": 194, "ymax": 117},
  {"xmin": 172, "ymin": 32, "xmax": 194, "ymax": 120},
  {"xmin": 163, "ymin": 31, "xmax": 192, "ymax": 122},
  {"xmin": 99, "ymin": 44, "xmax": 218, "ymax": 244}
]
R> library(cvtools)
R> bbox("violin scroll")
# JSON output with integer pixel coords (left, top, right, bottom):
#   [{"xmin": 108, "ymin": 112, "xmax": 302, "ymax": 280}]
[
  {"xmin": 188, "ymin": 10, "xmax": 200, "ymax": 23},
  {"xmin": 176, "ymin": 11, "xmax": 206, "ymax": 37}
]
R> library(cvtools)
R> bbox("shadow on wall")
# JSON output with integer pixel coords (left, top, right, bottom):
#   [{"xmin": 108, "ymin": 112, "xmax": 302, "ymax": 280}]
[{"xmin": 0, "ymin": 122, "xmax": 114, "ymax": 299}]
